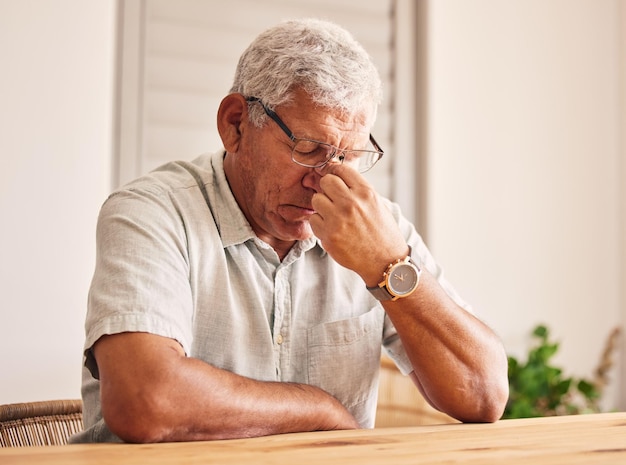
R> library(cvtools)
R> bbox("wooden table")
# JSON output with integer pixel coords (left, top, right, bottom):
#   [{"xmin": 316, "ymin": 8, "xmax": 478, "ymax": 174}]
[{"xmin": 1, "ymin": 412, "xmax": 625, "ymax": 464}]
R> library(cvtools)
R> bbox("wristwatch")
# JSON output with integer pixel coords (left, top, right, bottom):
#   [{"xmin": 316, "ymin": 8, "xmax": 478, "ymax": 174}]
[{"xmin": 367, "ymin": 249, "xmax": 422, "ymax": 301}]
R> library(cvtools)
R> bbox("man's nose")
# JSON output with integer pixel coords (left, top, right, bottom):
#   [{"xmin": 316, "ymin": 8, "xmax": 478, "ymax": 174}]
[{"xmin": 303, "ymin": 167, "xmax": 324, "ymax": 193}]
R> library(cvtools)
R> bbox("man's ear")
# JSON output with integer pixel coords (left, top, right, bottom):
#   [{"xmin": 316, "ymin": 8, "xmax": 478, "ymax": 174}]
[{"xmin": 217, "ymin": 93, "xmax": 247, "ymax": 152}]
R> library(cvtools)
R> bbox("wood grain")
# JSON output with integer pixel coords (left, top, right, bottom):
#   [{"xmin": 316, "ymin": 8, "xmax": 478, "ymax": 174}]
[{"xmin": 1, "ymin": 412, "xmax": 624, "ymax": 464}]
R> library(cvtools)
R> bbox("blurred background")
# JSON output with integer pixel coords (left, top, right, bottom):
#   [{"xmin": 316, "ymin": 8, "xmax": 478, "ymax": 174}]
[{"xmin": 1, "ymin": 0, "xmax": 624, "ymax": 414}]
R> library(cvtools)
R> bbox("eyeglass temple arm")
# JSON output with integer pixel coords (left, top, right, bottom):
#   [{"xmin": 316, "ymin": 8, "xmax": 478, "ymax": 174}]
[
  {"xmin": 245, "ymin": 96, "xmax": 296, "ymax": 141},
  {"xmin": 369, "ymin": 134, "xmax": 384, "ymax": 156}
]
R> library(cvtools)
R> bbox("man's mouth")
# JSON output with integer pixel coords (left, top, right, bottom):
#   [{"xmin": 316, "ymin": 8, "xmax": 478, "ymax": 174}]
[
  {"xmin": 294, "ymin": 205, "xmax": 315, "ymax": 215},
  {"xmin": 281, "ymin": 204, "xmax": 315, "ymax": 217}
]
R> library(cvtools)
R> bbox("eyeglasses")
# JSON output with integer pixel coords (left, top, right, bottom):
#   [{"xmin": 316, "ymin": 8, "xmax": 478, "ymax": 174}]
[{"xmin": 246, "ymin": 97, "xmax": 384, "ymax": 173}]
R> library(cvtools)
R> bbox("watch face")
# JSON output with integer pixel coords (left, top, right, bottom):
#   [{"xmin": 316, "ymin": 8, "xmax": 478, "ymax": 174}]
[{"xmin": 388, "ymin": 263, "xmax": 419, "ymax": 297}]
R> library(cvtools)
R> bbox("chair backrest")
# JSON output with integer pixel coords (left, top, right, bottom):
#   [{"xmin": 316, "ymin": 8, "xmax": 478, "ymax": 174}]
[{"xmin": 0, "ymin": 399, "xmax": 83, "ymax": 447}]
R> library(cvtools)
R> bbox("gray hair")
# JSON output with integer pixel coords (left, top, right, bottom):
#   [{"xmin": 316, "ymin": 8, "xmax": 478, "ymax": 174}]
[{"xmin": 229, "ymin": 18, "xmax": 383, "ymax": 127}]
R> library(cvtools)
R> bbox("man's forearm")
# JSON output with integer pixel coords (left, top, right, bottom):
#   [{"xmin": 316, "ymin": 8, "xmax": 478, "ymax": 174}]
[
  {"xmin": 381, "ymin": 270, "xmax": 509, "ymax": 423},
  {"xmin": 96, "ymin": 332, "xmax": 359, "ymax": 443},
  {"xmin": 135, "ymin": 357, "xmax": 360, "ymax": 442}
]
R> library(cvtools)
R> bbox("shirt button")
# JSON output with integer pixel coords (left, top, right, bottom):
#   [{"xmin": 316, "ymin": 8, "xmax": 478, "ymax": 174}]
[{"xmin": 276, "ymin": 334, "xmax": 284, "ymax": 344}]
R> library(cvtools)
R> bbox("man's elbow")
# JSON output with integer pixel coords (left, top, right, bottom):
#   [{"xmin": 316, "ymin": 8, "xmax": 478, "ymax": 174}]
[
  {"xmin": 465, "ymin": 347, "xmax": 511, "ymax": 423},
  {"xmin": 462, "ymin": 379, "xmax": 509, "ymax": 424},
  {"xmin": 101, "ymin": 392, "xmax": 175, "ymax": 443}
]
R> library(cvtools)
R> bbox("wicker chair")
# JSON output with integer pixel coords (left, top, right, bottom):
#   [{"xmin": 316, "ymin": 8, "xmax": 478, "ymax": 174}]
[{"xmin": 0, "ymin": 399, "xmax": 83, "ymax": 447}]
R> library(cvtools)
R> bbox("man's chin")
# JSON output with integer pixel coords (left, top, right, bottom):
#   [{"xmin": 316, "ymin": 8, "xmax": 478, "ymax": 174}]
[
  {"xmin": 273, "ymin": 208, "xmax": 315, "ymax": 240},
  {"xmin": 280, "ymin": 222, "xmax": 314, "ymax": 242}
]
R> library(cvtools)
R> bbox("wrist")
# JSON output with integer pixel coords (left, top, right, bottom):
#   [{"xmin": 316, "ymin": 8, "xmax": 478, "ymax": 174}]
[
  {"xmin": 362, "ymin": 245, "xmax": 411, "ymax": 287},
  {"xmin": 367, "ymin": 246, "xmax": 421, "ymax": 302}
]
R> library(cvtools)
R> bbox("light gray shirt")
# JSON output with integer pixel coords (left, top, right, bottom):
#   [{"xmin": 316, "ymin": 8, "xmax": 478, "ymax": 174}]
[{"xmin": 72, "ymin": 150, "xmax": 470, "ymax": 443}]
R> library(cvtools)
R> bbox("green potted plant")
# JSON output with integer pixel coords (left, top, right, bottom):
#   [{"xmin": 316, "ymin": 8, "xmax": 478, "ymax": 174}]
[{"xmin": 504, "ymin": 324, "xmax": 616, "ymax": 419}]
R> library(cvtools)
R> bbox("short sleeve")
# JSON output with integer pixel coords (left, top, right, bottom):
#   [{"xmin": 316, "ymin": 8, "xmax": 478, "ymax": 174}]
[{"xmin": 84, "ymin": 186, "xmax": 194, "ymax": 377}]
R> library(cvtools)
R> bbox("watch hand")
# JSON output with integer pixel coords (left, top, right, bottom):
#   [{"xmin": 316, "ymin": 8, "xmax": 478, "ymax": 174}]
[{"xmin": 394, "ymin": 273, "xmax": 405, "ymax": 282}]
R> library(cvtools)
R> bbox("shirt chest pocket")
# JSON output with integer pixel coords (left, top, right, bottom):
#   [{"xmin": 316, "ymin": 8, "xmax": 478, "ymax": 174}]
[{"xmin": 306, "ymin": 307, "xmax": 384, "ymax": 426}]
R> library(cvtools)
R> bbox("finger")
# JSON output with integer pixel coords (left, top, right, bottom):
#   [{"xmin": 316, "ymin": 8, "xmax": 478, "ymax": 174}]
[
  {"xmin": 311, "ymin": 191, "xmax": 334, "ymax": 216},
  {"xmin": 309, "ymin": 211, "xmax": 323, "ymax": 231},
  {"xmin": 318, "ymin": 173, "xmax": 351, "ymax": 200},
  {"xmin": 316, "ymin": 162, "xmax": 362, "ymax": 189}
]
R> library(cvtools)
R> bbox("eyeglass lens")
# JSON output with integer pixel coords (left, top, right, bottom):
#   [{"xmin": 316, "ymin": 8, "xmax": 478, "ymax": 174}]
[{"xmin": 291, "ymin": 139, "xmax": 381, "ymax": 173}]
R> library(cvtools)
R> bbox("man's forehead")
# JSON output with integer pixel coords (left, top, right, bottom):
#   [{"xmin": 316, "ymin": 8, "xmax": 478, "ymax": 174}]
[
  {"xmin": 285, "ymin": 93, "xmax": 375, "ymax": 133},
  {"xmin": 289, "ymin": 88, "xmax": 376, "ymax": 120}
]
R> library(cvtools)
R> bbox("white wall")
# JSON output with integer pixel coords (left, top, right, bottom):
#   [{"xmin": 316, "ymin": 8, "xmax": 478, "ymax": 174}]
[
  {"xmin": 424, "ymin": 0, "xmax": 624, "ymax": 409},
  {"xmin": 0, "ymin": 0, "xmax": 116, "ymax": 402}
]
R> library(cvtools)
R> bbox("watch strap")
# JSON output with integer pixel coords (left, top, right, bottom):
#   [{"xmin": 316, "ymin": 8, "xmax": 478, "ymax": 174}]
[{"xmin": 367, "ymin": 283, "xmax": 396, "ymax": 301}]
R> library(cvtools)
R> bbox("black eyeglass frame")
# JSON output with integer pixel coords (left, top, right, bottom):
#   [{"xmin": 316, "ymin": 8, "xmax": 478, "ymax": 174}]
[{"xmin": 245, "ymin": 96, "xmax": 384, "ymax": 173}]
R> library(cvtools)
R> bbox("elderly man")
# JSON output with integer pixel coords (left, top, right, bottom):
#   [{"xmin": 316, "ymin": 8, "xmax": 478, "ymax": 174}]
[{"xmin": 72, "ymin": 18, "xmax": 508, "ymax": 443}]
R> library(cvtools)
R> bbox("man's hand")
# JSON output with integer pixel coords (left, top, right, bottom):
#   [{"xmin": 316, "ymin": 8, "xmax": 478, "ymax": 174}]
[{"xmin": 309, "ymin": 163, "xmax": 408, "ymax": 286}]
